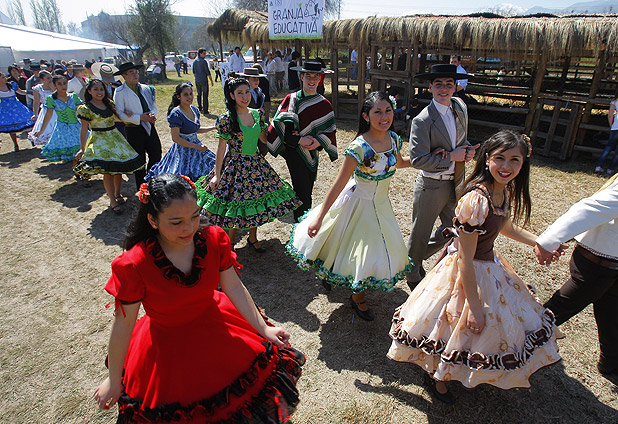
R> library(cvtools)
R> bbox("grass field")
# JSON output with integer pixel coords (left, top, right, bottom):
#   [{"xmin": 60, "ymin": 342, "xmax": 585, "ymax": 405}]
[{"xmin": 1, "ymin": 75, "xmax": 616, "ymax": 423}]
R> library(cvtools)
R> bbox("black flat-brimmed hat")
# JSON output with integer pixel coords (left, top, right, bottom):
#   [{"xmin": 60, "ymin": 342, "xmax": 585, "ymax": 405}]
[
  {"xmin": 114, "ymin": 61, "xmax": 145, "ymax": 76},
  {"xmin": 30, "ymin": 63, "xmax": 41, "ymax": 71},
  {"xmin": 414, "ymin": 64, "xmax": 473, "ymax": 81},
  {"xmin": 289, "ymin": 61, "xmax": 330, "ymax": 74},
  {"xmin": 236, "ymin": 67, "xmax": 266, "ymax": 78}
]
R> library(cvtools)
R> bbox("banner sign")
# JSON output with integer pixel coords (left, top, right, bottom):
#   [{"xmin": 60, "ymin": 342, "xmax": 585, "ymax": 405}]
[{"xmin": 268, "ymin": 0, "xmax": 325, "ymax": 40}]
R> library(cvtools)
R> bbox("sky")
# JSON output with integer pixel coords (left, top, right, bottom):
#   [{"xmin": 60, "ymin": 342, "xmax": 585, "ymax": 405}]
[{"xmin": 5, "ymin": 0, "xmax": 578, "ymax": 27}]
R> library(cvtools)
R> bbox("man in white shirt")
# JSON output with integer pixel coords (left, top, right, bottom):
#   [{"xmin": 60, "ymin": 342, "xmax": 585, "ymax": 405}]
[
  {"xmin": 406, "ymin": 64, "xmax": 478, "ymax": 288},
  {"xmin": 228, "ymin": 46, "xmax": 246, "ymax": 74},
  {"xmin": 535, "ymin": 175, "xmax": 618, "ymax": 385},
  {"xmin": 450, "ymin": 55, "xmax": 470, "ymax": 104},
  {"xmin": 67, "ymin": 63, "xmax": 87, "ymax": 100},
  {"xmin": 350, "ymin": 49, "xmax": 358, "ymax": 80},
  {"xmin": 113, "ymin": 61, "xmax": 162, "ymax": 189}
]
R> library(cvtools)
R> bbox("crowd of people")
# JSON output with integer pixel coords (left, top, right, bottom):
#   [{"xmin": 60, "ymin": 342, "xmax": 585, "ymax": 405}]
[{"xmin": 2, "ymin": 51, "xmax": 617, "ymax": 422}]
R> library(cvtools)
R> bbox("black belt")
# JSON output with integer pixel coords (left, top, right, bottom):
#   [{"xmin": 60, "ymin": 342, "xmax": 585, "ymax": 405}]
[
  {"xmin": 91, "ymin": 126, "xmax": 116, "ymax": 132},
  {"xmin": 576, "ymin": 245, "xmax": 618, "ymax": 270}
]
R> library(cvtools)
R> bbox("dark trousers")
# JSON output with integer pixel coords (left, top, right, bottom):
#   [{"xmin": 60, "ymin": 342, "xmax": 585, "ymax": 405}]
[
  {"xmin": 544, "ymin": 246, "xmax": 618, "ymax": 367},
  {"xmin": 183, "ymin": 63, "xmax": 188, "ymax": 74},
  {"xmin": 125, "ymin": 125, "xmax": 162, "ymax": 188},
  {"xmin": 215, "ymin": 70, "xmax": 221, "ymax": 81},
  {"xmin": 283, "ymin": 148, "xmax": 316, "ymax": 221},
  {"xmin": 195, "ymin": 82, "xmax": 209, "ymax": 113}
]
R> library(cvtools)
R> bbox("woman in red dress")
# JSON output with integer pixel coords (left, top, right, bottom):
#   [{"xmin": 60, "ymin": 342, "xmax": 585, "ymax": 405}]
[{"xmin": 94, "ymin": 173, "xmax": 305, "ymax": 423}]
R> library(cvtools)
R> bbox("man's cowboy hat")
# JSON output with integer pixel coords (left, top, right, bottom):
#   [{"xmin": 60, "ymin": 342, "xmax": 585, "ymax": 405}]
[
  {"xmin": 289, "ymin": 61, "xmax": 332, "ymax": 74},
  {"xmin": 113, "ymin": 61, "xmax": 145, "ymax": 76},
  {"xmin": 414, "ymin": 64, "xmax": 474, "ymax": 81},
  {"xmin": 91, "ymin": 62, "xmax": 120, "ymax": 83},
  {"xmin": 236, "ymin": 67, "xmax": 267, "ymax": 78}
]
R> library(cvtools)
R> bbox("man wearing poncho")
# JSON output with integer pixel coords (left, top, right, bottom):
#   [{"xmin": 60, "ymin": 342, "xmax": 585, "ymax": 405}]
[{"xmin": 267, "ymin": 61, "xmax": 337, "ymax": 221}]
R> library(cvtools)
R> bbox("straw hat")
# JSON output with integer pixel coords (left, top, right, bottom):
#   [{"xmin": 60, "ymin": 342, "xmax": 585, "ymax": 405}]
[{"xmin": 91, "ymin": 62, "xmax": 120, "ymax": 83}]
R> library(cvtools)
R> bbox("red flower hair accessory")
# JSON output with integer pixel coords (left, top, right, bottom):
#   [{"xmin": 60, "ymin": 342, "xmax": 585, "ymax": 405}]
[
  {"xmin": 181, "ymin": 175, "xmax": 197, "ymax": 191},
  {"xmin": 522, "ymin": 134, "xmax": 532, "ymax": 158},
  {"xmin": 138, "ymin": 183, "xmax": 150, "ymax": 204}
]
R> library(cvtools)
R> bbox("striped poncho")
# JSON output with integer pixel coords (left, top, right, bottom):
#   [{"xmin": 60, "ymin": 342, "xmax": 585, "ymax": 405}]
[{"xmin": 266, "ymin": 90, "xmax": 337, "ymax": 172}]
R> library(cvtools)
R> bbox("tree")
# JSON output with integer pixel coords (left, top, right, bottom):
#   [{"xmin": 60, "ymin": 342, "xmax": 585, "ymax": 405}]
[
  {"xmin": 128, "ymin": 0, "xmax": 176, "ymax": 79},
  {"xmin": 6, "ymin": 0, "xmax": 26, "ymax": 26},
  {"xmin": 66, "ymin": 22, "xmax": 79, "ymax": 36},
  {"xmin": 29, "ymin": 0, "xmax": 65, "ymax": 33}
]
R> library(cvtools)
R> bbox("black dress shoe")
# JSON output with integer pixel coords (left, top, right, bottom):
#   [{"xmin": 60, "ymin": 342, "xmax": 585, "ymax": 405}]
[
  {"xmin": 247, "ymin": 237, "xmax": 266, "ymax": 253},
  {"xmin": 598, "ymin": 360, "xmax": 618, "ymax": 386},
  {"xmin": 423, "ymin": 373, "xmax": 455, "ymax": 405},
  {"xmin": 350, "ymin": 296, "xmax": 374, "ymax": 321}
]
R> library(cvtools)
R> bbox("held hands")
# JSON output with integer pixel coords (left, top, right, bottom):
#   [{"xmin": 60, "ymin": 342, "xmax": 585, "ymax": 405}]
[
  {"xmin": 299, "ymin": 135, "xmax": 320, "ymax": 150},
  {"xmin": 432, "ymin": 148, "xmax": 448, "ymax": 160},
  {"xmin": 198, "ymin": 145, "xmax": 209, "ymax": 152},
  {"xmin": 140, "ymin": 112, "xmax": 156, "ymax": 123},
  {"xmin": 450, "ymin": 144, "xmax": 480, "ymax": 162},
  {"xmin": 262, "ymin": 326, "xmax": 291, "ymax": 348},
  {"xmin": 125, "ymin": 110, "xmax": 133, "ymax": 118},
  {"xmin": 534, "ymin": 243, "xmax": 568, "ymax": 266},
  {"xmin": 94, "ymin": 377, "xmax": 122, "ymax": 410},
  {"xmin": 75, "ymin": 149, "xmax": 84, "ymax": 160}
]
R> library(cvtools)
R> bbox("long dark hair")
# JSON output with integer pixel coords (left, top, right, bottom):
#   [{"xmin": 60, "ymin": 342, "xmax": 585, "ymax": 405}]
[
  {"xmin": 224, "ymin": 77, "xmax": 250, "ymax": 133},
  {"xmin": 460, "ymin": 130, "xmax": 532, "ymax": 226},
  {"xmin": 356, "ymin": 91, "xmax": 394, "ymax": 137},
  {"xmin": 168, "ymin": 82, "xmax": 193, "ymax": 115},
  {"xmin": 124, "ymin": 174, "xmax": 200, "ymax": 250},
  {"xmin": 51, "ymin": 74, "xmax": 68, "ymax": 100},
  {"xmin": 84, "ymin": 79, "xmax": 116, "ymax": 115}
]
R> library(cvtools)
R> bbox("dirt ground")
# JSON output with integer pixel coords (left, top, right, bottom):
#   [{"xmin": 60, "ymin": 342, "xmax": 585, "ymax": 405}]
[{"xmin": 1, "ymin": 77, "xmax": 617, "ymax": 423}]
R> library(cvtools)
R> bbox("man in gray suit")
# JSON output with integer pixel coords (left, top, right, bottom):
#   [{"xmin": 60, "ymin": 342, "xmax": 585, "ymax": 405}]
[{"xmin": 406, "ymin": 64, "xmax": 479, "ymax": 289}]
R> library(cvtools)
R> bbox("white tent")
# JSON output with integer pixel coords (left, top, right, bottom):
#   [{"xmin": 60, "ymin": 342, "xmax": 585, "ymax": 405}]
[{"xmin": 0, "ymin": 23, "xmax": 128, "ymax": 68}]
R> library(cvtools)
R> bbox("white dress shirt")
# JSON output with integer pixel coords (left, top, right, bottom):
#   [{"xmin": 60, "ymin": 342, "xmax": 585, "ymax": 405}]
[
  {"xmin": 536, "ymin": 176, "xmax": 618, "ymax": 260},
  {"xmin": 228, "ymin": 53, "xmax": 246, "ymax": 73},
  {"xmin": 423, "ymin": 99, "xmax": 457, "ymax": 178},
  {"xmin": 113, "ymin": 83, "xmax": 158, "ymax": 135}
]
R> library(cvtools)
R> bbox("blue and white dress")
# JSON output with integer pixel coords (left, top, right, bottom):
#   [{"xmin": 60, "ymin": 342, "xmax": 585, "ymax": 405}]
[
  {"xmin": 145, "ymin": 105, "xmax": 216, "ymax": 182},
  {"xmin": 41, "ymin": 93, "xmax": 82, "ymax": 162},
  {"xmin": 28, "ymin": 84, "xmax": 56, "ymax": 146},
  {"xmin": 0, "ymin": 82, "xmax": 35, "ymax": 133}
]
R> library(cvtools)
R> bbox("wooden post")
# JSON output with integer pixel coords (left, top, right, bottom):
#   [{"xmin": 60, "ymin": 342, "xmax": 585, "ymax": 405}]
[
  {"xmin": 331, "ymin": 44, "xmax": 339, "ymax": 118},
  {"xmin": 557, "ymin": 56, "xmax": 571, "ymax": 96},
  {"xmin": 575, "ymin": 50, "xmax": 608, "ymax": 146},
  {"xmin": 542, "ymin": 100, "xmax": 562, "ymax": 156},
  {"xmin": 219, "ymin": 37, "xmax": 224, "ymax": 61},
  {"xmin": 370, "ymin": 45, "xmax": 377, "ymax": 91},
  {"xmin": 525, "ymin": 52, "xmax": 548, "ymax": 134},
  {"xmin": 358, "ymin": 45, "xmax": 366, "ymax": 115},
  {"xmin": 252, "ymin": 43, "xmax": 257, "ymax": 64}
]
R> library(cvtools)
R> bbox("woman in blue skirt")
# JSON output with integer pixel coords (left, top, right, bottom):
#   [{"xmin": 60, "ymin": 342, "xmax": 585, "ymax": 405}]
[
  {"xmin": 145, "ymin": 82, "xmax": 216, "ymax": 182},
  {"xmin": 0, "ymin": 71, "xmax": 35, "ymax": 151}
]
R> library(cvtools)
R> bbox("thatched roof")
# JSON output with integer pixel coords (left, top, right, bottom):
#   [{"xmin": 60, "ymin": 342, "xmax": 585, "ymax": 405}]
[
  {"xmin": 207, "ymin": 9, "xmax": 268, "ymax": 41},
  {"xmin": 214, "ymin": 12, "xmax": 618, "ymax": 59}
]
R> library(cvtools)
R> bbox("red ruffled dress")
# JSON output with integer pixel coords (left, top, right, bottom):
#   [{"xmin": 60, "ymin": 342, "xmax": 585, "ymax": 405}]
[{"xmin": 104, "ymin": 225, "xmax": 305, "ymax": 423}]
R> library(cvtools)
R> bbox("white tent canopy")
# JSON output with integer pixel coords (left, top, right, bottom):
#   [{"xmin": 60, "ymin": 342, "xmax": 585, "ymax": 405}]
[{"xmin": 0, "ymin": 23, "xmax": 128, "ymax": 67}]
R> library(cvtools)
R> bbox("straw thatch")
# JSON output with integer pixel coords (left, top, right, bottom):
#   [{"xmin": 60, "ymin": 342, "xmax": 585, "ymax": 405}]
[
  {"xmin": 213, "ymin": 12, "xmax": 618, "ymax": 59},
  {"xmin": 207, "ymin": 9, "xmax": 268, "ymax": 42}
]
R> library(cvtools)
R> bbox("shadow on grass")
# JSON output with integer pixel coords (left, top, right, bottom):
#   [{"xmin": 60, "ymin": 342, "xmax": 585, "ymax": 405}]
[
  {"xmin": 87, "ymin": 200, "xmax": 137, "ymax": 247},
  {"xmin": 233, "ymin": 236, "xmax": 322, "ymax": 333},
  {"xmin": 34, "ymin": 160, "xmax": 75, "ymax": 182},
  {"xmin": 49, "ymin": 180, "xmax": 105, "ymax": 212},
  {"xmin": 0, "ymin": 147, "xmax": 40, "ymax": 169},
  {"xmin": 350, "ymin": 349, "xmax": 618, "ymax": 423}
]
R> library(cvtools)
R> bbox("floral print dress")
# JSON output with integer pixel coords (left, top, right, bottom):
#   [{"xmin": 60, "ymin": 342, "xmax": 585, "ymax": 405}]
[
  {"xmin": 387, "ymin": 185, "xmax": 560, "ymax": 389},
  {"xmin": 196, "ymin": 108, "xmax": 300, "ymax": 229},
  {"xmin": 287, "ymin": 131, "xmax": 413, "ymax": 292}
]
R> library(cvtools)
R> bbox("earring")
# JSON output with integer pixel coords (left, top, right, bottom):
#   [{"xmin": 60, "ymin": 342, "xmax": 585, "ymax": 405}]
[
  {"xmin": 152, "ymin": 225, "xmax": 158, "ymax": 229},
  {"xmin": 485, "ymin": 164, "xmax": 489, "ymax": 171}
]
